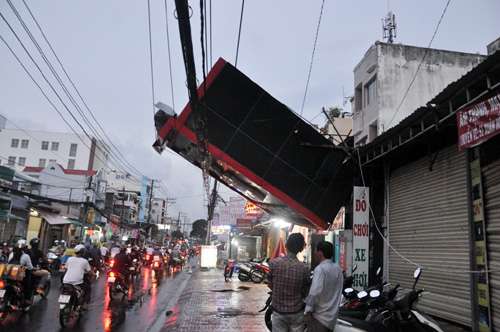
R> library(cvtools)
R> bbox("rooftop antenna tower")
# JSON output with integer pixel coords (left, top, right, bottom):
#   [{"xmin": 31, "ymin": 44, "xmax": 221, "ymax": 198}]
[{"xmin": 382, "ymin": 11, "xmax": 397, "ymax": 43}]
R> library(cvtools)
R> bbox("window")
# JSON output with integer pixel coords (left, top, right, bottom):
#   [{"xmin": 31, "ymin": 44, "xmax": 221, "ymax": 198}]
[
  {"xmin": 11, "ymin": 139, "xmax": 19, "ymax": 148},
  {"xmin": 41, "ymin": 141, "xmax": 49, "ymax": 150},
  {"xmin": 69, "ymin": 143, "xmax": 78, "ymax": 157},
  {"xmin": 67, "ymin": 159, "xmax": 75, "ymax": 169},
  {"xmin": 365, "ymin": 77, "xmax": 377, "ymax": 106},
  {"xmin": 21, "ymin": 139, "xmax": 29, "ymax": 149},
  {"xmin": 18, "ymin": 157, "xmax": 26, "ymax": 166},
  {"xmin": 51, "ymin": 142, "xmax": 59, "ymax": 151},
  {"xmin": 7, "ymin": 156, "xmax": 16, "ymax": 166},
  {"xmin": 49, "ymin": 159, "xmax": 57, "ymax": 164},
  {"xmin": 39, "ymin": 159, "xmax": 46, "ymax": 167}
]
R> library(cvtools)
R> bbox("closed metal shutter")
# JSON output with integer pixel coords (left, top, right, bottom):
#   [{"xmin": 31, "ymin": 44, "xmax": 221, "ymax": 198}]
[
  {"xmin": 483, "ymin": 159, "xmax": 500, "ymax": 330},
  {"xmin": 389, "ymin": 144, "xmax": 471, "ymax": 327}
]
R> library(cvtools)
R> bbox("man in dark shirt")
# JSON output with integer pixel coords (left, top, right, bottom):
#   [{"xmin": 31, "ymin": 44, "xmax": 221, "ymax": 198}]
[
  {"xmin": 28, "ymin": 237, "xmax": 51, "ymax": 294},
  {"xmin": 89, "ymin": 243, "xmax": 101, "ymax": 270},
  {"xmin": 268, "ymin": 233, "xmax": 311, "ymax": 332},
  {"xmin": 113, "ymin": 247, "xmax": 132, "ymax": 284}
]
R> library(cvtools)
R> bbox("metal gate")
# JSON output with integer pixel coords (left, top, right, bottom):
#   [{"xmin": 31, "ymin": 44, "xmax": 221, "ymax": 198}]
[
  {"xmin": 483, "ymin": 159, "xmax": 500, "ymax": 330},
  {"xmin": 388, "ymin": 144, "xmax": 471, "ymax": 326}
]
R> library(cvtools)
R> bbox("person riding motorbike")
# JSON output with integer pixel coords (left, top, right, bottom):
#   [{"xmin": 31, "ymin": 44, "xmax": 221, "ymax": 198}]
[
  {"xmin": 110, "ymin": 243, "xmax": 120, "ymax": 259},
  {"xmin": 112, "ymin": 247, "xmax": 132, "ymax": 286},
  {"xmin": 100, "ymin": 243, "xmax": 109, "ymax": 264},
  {"xmin": 129, "ymin": 245, "xmax": 141, "ymax": 262},
  {"xmin": 7, "ymin": 239, "xmax": 34, "ymax": 308},
  {"xmin": 89, "ymin": 243, "xmax": 101, "ymax": 270},
  {"xmin": 57, "ymin": 240, "xmax": 68, "ymax": 254},
  {"xmin": 27, "ymin": 237, "xmax": 51, "ymax": 294},
  {"xmin": 62, "ymin": 244, "xmax": 94, "ymax": 311}
]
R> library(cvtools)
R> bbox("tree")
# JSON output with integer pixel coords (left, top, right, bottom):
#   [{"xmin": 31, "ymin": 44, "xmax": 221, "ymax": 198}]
[{"xmin": 190, "ymin": 219, "xmax": 208, "ymax": 240}]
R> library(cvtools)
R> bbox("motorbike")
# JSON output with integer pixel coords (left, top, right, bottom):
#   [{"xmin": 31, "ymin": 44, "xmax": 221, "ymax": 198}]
[
  {"xmin": 151, "ymin": 255, "xmax": 163, "ymax": 278},
  {"xmin": 236, "ymin": 261, "xmax": 253, "ymax": 281},
  {"xmin": 336, "ymin": 267, "xmax": 444, "ymax": 332},
  {"xmin": 58, "ymin": 283, "xmax": 86, "ymax": 327},
  {"xmin": 259, "ymin": 290, "xmax": 273, "ymax": 331},
  {"xmin": 0, "ymin": 243, "xmax": 11, "ymax": 264},
  {"xmin": 144, "ymin": 254, "xmax": 153, "ymax": 268},
  {"xmin": 250, "ymin": 260, "xmax": 269, "ymax": 283},
  {"xmin": 223, "ymin": 258, "xmax": 235, "ymax": 282},
  {"xmin": 0, "ymin": 264, "xmax": 31, "ymax": 322},
  {"xmin": 128, "ymin": 259, "xmax": 141, "ymax": 280},
  {"xmin": 107, "ymin": 270, "xmax": 128, "ymax": 300},
  {"xmin": 47, "ymin": 249, "xmax": 61, "ymax": 272}
]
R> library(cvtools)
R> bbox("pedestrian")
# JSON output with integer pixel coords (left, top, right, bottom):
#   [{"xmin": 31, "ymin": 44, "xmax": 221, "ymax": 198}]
[
  {"xmin": 305, "ymin": 241, "xmax": 343, "ymax": 332},
  {"xmin": 268, "ymin": 233, "xmax": 311, "ymax": 332}
]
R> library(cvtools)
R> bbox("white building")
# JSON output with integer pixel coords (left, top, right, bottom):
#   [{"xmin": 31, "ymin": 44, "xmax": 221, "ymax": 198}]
[
  {"xmin": 352, "ymin": 41, "xmax": 487, "ymax": 146},
  {"xmin": 0, "ymin": 121, "xmax": 110, "ymax": 174}
]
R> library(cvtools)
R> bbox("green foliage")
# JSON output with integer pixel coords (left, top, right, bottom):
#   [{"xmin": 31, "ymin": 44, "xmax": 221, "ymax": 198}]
[
  {"xmin": 327, "ymin": 106, "xmax": 342, "ymax": 118},
  {"xmin": 171, "ymin": 230, "xmax": 183, "ymax": 239}
]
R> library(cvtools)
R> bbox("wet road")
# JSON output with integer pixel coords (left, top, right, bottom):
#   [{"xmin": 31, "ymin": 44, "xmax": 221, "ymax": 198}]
[{"xmin": 0, "ymin": 259, "xmax": 196, "ymax": 332}]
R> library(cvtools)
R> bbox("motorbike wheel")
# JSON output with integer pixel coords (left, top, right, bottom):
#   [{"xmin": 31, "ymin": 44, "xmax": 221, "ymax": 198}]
[
  {"xmin": 251, "ymin": 272, "xmax": 263, "ymax": 283},
  {"xmin": 59, "ymin": 302, "xmax": 72, "ymax": 328},
  {"xmin": 41, "ymin": 279, "xmax": 51, "ymax": 299},
  {"xmin": 238, "ymin": 273, "xmax": 250, "ymax": 282},
  {"xmin": 264, "ymin": 307, "xmax": 273, "ymax": 331},
  {"xmin": 109, "ymin": 284, "xmax": 117, "ymax": 300}
]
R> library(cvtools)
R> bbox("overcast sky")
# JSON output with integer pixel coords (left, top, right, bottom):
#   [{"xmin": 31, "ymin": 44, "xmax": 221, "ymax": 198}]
[{"xmin": 1, "ymin": 0, "xmax": 499, "ymax": 223}]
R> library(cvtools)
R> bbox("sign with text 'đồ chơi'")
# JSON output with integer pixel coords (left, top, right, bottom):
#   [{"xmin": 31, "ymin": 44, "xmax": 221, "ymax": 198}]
[
  {"xmin": 353, "ymin": 186, "xmax": 369, "ymax": 290},
  {"xmin": 457, "ymin": 89, "xmax": 500, "ymax": 151}
]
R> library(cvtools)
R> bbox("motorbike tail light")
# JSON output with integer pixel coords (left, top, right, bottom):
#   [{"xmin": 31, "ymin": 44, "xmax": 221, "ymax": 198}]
[
  {"xmin": 109, "ymin": 271, "xmax": 115, "ymax": 277},
  {"xmin": 110, "ymin": 260, "xmax": 115, "ymax": 267},
  {"xmin": 146, "ymin": 254, "xmax": 150, "ymax": 259},
  {"xmin": 0, "ymin": 280, "xmax": 4, "ymax": 288},
  {"xmin": 153, "ymin": 261, "xmax": 159, "ymax": 267}
]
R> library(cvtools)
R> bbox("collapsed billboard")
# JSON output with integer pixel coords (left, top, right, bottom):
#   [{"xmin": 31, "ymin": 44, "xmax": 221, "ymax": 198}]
[{"xmin": 153, "ymin": 58, "xmax": 353, "ymax": 230}]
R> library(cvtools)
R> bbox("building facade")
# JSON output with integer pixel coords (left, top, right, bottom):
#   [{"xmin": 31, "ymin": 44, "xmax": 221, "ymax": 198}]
[
  {"xmin": 0, "ymin": 125, "xmax": 109, "ymax": 173},
  {"xmin": 352, "ymin": 42, "xmax": 486, "ymax": 146}
]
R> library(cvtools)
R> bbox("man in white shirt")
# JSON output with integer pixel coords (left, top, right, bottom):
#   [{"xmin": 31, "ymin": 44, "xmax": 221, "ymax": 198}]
[
  {"xmin": 110, "ymin": 243, "xmax": 120, "ymax": 258},
  {"xmin": 146, "ymin": 245, "xmax": 154, "ymax": 256},
  {"xmin": 63, "ymin": 244, "xmax": 95, "ymax": 310},
  {"xmin": 305, "ymin": 241, "xmax": 343, "ymax": 332}
]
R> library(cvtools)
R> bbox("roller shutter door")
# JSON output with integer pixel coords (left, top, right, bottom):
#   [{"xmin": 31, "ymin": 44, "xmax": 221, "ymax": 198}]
[
  {"xmin": 389, "ymin": 144, "xmax": 470, "ymax": 327},
  {"xmin": 483, "ymin": 159, "xmax": 500, "ymax": 330}
]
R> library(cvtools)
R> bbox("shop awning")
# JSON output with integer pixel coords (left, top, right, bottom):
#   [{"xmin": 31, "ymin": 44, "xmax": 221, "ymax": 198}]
[
  {"xmin": 66, "ymin": 218, "xmax": 83, "ymax": 226},
  {"xmin": 38, "ymin": 210, "xmax": 72, "ymax": 225},
  {"xmin": 0, "ymin": 209, "xmax": 26, "ymax": 221},
  {"xmin": 153, "ymin": 58, "xmax": 353, "ymax": 230}
]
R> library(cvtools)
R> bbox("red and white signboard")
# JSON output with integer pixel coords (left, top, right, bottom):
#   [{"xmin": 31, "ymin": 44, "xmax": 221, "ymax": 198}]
[
  {"xmin": 457, "ymin": 89, "xmax": 500, "ymax": 151},
  {"xmin": 353, "ymin": 186, "xmax": 369, "ymax": 290}
]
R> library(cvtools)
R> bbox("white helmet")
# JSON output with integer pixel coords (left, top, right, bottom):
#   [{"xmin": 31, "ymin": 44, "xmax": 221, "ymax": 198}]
[
  {"xmin": 60, "ymin": 240, "xmax": 66, "ymax": 244},
  {"xmin": 74, "ymin": 244, "xmax": 85, "ymax": 254},
  {"xmin": 16, "ymin": 239, "xmax": 28, "ymax": 249}
]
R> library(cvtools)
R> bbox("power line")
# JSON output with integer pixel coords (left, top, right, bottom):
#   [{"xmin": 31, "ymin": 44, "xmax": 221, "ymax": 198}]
[
  {"xmin": 300, "ymin": 0, "xmax": 325, "ymax": 116},
  {"xmin": 234, "ymin": 0, "xmax": 245, "ymax": 68}
]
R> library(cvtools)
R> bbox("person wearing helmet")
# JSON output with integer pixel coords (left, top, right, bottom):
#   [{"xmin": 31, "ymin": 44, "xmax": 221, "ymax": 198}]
[
  {"xmin": 57, "ymin": 240, "xmax": 68, "ymax": 253},
  {"xmin": 63, "ymin": 244, "xmax": 94, "ymax": 310},
  {"xmin": 28, "ymin": 237, "xmax": 51, "ymax": 294},
  {"xmin": 100, "ymin": 243, "xmax": 109, "ymax": 264},
  {"xmin": 52, "ymin": 240, "xmax": 60, "ymax": 250},
  {"xmin": 110, "ymin": 243, "xmax": 120, "ymax": 258},
  {"xmin": 112, "ymin": 246, "xmax": 132, "ymax": 285},
  {"xmin": 8, "ymin": 239, "xmax": 35, "ymax": 308}
]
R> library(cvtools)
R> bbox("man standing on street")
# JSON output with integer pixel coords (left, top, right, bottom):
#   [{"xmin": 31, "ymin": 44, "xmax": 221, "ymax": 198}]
[
  {"xmin": 268, "ymin": 233, "xmax": 311, "ymax": 332},
  {"xmin": 305, "ymin": 241, "xmax": 343, "ymax": 332}
]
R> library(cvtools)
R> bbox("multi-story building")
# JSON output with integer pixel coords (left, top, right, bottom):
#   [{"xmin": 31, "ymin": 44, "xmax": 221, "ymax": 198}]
[
  {"xmin": 0, "ymin": 118, "xmax": 110, "ymax": 174},
  {"xmin": 352, "ymin": 41, "xmax": 486, "ymax": 146}
]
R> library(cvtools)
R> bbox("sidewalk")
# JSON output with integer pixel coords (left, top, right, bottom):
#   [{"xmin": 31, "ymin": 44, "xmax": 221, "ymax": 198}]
[
  {"xmin": 159, "ymin": 265, "xmax": 270, "ymax": 332},
  {"xmin": 158, "ymin": 263, "xmax": 468, "ymax": 332}
]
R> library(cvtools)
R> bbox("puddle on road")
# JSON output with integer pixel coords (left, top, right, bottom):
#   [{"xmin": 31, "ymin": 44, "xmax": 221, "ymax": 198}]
[
  {"xmin": 210, "ymin": 286, "xmax": 252, "ymax": 292},
  {"xmin": 207, "ymin": 308, "xmax": 261, "ymax": 318}
]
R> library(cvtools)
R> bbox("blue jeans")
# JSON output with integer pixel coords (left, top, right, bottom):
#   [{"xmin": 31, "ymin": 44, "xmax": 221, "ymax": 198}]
[{"xmin": 272, "ymin": 311, "xmax": 306, "ymax": 332}]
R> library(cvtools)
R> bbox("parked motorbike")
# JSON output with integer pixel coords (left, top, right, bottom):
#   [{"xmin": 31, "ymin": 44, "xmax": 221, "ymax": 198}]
[
  {"xmin": 236, "ymin": 261, "xmax": 253, "ymax": 281},
  {"xmin": 58, "ymin": 283, "xmax": 86, "ymax": 327},
  {"xmin": 0, "ymin": 264, "xmax": 31, "ymax": 322},
  {"xmin": 107, "ymin": 270, "xmax": 128, "ymax": 300},
  {"xmin": 336, "ymin": 267, "xmax": 444, "ymax": 332},
  {"xmin": 224, "ymin": 258, "xmax": 235, "ymax": 282},
  {"xmin": 250, "ymin": 260, "xmax": 269, "ymax": 283}
]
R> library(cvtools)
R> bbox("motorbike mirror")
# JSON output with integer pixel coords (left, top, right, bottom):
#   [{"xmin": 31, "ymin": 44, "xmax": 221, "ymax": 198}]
[
  {"xmin": 413, "ymin": 267, "xmax": 422, "ymax": 290},
  {"xmin": 369, "ymin": 290, "xmax": 380, "ymax": 298},
  {"xmin": 133, "ymin": 259, "xmax": 137, "ymax": 262},
  {"xmin": 344, "ymin": 288, "xmax": 354, "ymax": 294},
  {"xmin": 357, "ymin": 291, "xmax": 368, "ymax": 299},
  {"xmin": 376, "ymin": 267, "xmax": 381, "ymax": 275}
]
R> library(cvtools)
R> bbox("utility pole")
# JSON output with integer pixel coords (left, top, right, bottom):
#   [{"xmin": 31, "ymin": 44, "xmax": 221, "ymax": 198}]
[
  {"xmin": 147, "ymin": 179, "xmax": 154, "ymax": 224},
  {"xmin": 206, "ymin": 181, "xmax": 218, "ymax": 245},
  {"xmin": 121, "ymin": 186, "xmax": 125, "ymax": 223}
]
